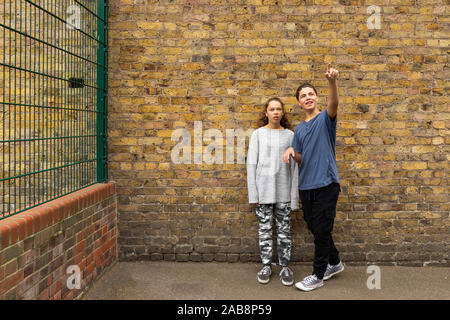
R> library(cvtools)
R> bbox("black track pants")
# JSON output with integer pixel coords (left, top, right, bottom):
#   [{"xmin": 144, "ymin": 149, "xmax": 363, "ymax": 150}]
[{"xmin": 299, "ymin": 182, "xmax": 341, "ymax": 279}]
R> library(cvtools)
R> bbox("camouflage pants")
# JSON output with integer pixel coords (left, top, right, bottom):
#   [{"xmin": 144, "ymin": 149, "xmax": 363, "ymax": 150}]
[{"xmin": 255, "ymin": 202, "xmax": 292, "ymax": 266}]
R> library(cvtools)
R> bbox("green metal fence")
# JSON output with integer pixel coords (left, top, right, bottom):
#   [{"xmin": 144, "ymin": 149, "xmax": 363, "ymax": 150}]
[{"xmin": 0, "ymin": 0, "xmax": 108, "ymax": 219}]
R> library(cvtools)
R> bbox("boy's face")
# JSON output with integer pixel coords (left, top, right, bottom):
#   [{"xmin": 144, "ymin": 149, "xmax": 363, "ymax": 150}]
[{"xmin": 298, "ymin": 87, "xmax": 318, "ymax": 111}]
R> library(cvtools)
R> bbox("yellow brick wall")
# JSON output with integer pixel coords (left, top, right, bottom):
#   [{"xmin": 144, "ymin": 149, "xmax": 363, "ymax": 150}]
[{"xmin": 111, "ymin": 0, "xmax": 447, "ymax": 264}]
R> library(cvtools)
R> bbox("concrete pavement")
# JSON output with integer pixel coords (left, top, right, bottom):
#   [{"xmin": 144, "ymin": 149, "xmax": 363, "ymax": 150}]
[{"xmin": 82, "ymin": 261, "xmax": 449, "ymax": 300}]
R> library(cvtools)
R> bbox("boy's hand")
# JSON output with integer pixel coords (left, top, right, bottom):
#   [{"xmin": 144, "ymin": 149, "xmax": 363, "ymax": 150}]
[
  {"xmin": 283, "ymin": 147, "xmax": 296, "ymax": 163},
  {"xmin": 325, "ymin": 63, "xmax": 339, "ymax": 82}
]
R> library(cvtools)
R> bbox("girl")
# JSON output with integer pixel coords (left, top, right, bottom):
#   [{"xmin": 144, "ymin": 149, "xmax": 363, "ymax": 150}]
[{"xmin": 246, "ymin": 97, "xmax": 299, "ymax": 286}]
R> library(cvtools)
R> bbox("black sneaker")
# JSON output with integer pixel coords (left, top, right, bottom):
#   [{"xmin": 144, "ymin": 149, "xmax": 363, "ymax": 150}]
[{"xmin": 257, "ymin": 265, "xmax": 272, "ymax": 284}]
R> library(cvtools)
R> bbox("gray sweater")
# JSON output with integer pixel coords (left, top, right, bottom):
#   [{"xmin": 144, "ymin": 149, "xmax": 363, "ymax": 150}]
[{"xmin": 246, "ymin": 127, "xmax": 299, "ymax": 210}]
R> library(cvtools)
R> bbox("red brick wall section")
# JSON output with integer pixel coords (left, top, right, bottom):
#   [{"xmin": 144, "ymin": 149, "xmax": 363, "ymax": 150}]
[{"xmin": 0, "ymin": 182, "xmax": 118, "ymax": 300}]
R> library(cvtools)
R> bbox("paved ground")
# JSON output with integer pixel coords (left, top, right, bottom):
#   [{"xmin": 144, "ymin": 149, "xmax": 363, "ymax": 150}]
[{"xmin": 82, "ymin": 261, "xmax": 449, "ymax": 300}]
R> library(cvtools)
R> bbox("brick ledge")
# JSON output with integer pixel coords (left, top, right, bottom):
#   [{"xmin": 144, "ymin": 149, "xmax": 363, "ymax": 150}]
[{"xmin": 0, "ymin": 182, "xmax": 116, "ymax": 250}]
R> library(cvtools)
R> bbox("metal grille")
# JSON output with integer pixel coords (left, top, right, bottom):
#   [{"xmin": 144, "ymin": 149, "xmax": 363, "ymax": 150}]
[{"xmin": 0, "ymin": 0, "xmax": 108, "ymax": 219}]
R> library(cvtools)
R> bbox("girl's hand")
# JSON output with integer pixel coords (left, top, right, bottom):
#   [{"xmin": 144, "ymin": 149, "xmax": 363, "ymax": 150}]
[
  {"xmin": 325, "ymin": 63, "xmax": 339, "ymax": 82},
  {"xmin": 283, "ymin": 147, "xmax": 295, "ymax": 163}
]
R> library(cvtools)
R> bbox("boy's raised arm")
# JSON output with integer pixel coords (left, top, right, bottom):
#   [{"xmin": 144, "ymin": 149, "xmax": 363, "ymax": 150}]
[{"xmin": 326, "ymin": 63, "xmax": 339, "ymax": 119}]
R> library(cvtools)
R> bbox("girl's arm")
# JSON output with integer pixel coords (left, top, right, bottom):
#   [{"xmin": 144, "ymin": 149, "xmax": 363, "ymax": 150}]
[{"xmin": 246, "ymin": 131, "xmax": 259, "ymax": 204}]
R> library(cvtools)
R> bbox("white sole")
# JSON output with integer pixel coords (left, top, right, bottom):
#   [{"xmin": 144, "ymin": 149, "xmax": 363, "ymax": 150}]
[
  {"xmin": 257, "ymin": 277, "xmax": 270, "ymax": 284},
  {"xmin": 295, "ymin": 281, "xmax": 324, "ymax": 292},
  {"xmin": 281, "ymin": 279, "xmax": 294, "ymax": 286},
  {"xmin": 323, "ymin": 265, "xmax": 344, "ymax": 281}
]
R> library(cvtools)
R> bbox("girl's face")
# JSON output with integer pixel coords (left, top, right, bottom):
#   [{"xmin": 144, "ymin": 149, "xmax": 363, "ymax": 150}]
[
  {"xmin": 298, "ymin": 87, "xmax": 318, "ymax": 111},
  {"xmin": 265, "ymin": 100, "xmax": 284, "ymax": 124}
]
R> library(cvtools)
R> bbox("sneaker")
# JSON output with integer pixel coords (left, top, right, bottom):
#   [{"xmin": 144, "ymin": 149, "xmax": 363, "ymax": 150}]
[
  {"xmin": 279, "ymin": 267, "xmax": 294, "ymax": 286},
  {"xmin": 257, "ymin": 265, "xmax": 272, "ymax": 284},
  {"xmin": 295, "ymin": 274, "xmax": 324, "ymax": 291},
  {"xmin": 323, "ymin": 261, "xmax": 344, "ymax": 281}
]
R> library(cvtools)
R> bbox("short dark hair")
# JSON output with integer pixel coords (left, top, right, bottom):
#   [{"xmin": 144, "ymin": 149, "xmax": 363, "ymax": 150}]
[{"xmin": 295, "ymin": 83, "xmax": 318, "ymax": 101}]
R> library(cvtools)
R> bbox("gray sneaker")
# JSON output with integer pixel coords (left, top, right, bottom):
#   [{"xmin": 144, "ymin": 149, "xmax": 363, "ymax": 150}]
[
  {"xmin": 257, "ymin": 265, "xmax": 272, "ymax": 284},
  {"xmin": 295, "ymin": 274, "xmax": 324, "ymax": 291},
  {"xmin": 323, "ymin": 261, "xmax": 344, "ymax": 281},
  {"xmin": 279, "ymin": 267, "xmax": 294, "ymax": 286}
]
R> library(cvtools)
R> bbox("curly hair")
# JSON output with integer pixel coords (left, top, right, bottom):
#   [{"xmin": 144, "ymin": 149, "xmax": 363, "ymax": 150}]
[{"xmin": 257, "ymin": 97, "xmax": 292, "ymax": 131}]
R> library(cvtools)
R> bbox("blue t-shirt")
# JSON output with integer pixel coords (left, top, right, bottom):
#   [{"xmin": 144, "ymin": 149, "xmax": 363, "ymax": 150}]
[{"xmin": 292, "ymin": 109, "xmax": 340, "ymax": 190}]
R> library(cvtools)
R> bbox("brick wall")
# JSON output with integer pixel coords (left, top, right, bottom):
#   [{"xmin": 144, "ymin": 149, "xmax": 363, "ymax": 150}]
[
  {"xmin": 108, "ymin": 1, "xmax": 449, "ymax": 266},
  {"xmin": 0, "ymin": 182, "xmax": 118, "ymax": 299}
]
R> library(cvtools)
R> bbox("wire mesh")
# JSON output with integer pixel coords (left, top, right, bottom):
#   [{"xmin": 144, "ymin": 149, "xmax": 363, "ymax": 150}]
[{"xmin": 0, "ymin": 0, "xmax": 108, "ymax": 219}]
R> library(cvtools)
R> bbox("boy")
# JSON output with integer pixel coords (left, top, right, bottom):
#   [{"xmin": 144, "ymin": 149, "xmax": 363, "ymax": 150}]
[{"xmin": 283, "ymin": 63, "xmax": 344, "ymax": 291}]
